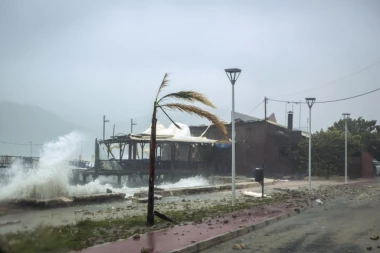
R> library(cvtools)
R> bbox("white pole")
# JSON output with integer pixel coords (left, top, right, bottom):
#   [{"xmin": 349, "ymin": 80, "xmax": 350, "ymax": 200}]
[
  {"xmin": 299, "ymin": 100, "xmax": 301, "ymax": 130},
  {"xmin": 232, "ymin": 84, "xmax": 236, "ymax": 206},
  {"xmin": 308, "ymin": 106, "xmax": 312, "ymax": 191},
  {"xmin": 345, "ymin": 117, "xmax": 348, "ymax": 184},
  {"xmin": 103, "ymin": 115, "xmax": 105, "ymax": 140}
]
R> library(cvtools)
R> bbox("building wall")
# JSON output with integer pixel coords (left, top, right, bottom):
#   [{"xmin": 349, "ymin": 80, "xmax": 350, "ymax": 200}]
[
  {"xmin": 347, "ymin": 155, "xmax": 362, "ymax": 178},
  {"xmin": 190, "ymin": 121, "xmax": 300, "ymax": 177},
  {"xmin": 347, "ymin": 151, "xmax": 374, "ymax": 178},
  {"xmin": 361, "ymin": 151, "xmax": 374, "ymax": 178}
]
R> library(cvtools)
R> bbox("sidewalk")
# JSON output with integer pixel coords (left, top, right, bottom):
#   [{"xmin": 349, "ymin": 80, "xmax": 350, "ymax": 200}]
[{"xmin": 71, "ymin": 201, "xmax": 306, "ymax": 253}]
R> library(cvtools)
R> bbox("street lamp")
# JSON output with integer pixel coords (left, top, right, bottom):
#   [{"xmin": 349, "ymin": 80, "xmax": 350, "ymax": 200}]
[
  {"xmin": 103, "ymin": 115, "xmax": 110, "ymax": 140},
  {"xmin": 343, "ymin": 113, "xmax": 350, "ymax": 184},
  {"xmin": 305, "ymin": 97, "xmax": 316, "ymax": 191},
  {"xmin": 225, "ymin": 68, "xmax": 242, "ymax": 206}
]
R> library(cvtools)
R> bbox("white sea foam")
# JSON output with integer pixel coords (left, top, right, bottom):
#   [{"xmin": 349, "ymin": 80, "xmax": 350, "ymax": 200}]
[
  {"xmin": 159, "ymin": 176, "xmax": 209, "ymax": 189},
  {"xmin": 0, "ymin": 132, "xmax": 81, "ymax": 199},
  {"xmin": 0, "ymin": 132, "xmax": 209, "ymax": 200}
]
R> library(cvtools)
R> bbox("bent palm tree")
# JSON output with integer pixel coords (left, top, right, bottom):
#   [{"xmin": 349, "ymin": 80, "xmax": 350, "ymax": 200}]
[{"xmin": 147, "ymin": 73, "xmax": 227, "ymax": 225}]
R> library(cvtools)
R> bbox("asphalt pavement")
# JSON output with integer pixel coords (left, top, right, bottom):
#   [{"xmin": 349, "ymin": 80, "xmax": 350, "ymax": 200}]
[{"xmin": 201, "ymin": 182, "xmax": 380, "ymax": 253}]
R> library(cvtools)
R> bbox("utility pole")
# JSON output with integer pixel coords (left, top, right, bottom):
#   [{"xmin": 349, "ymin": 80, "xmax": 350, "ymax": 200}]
[
  {"xmin": 113, "ymin": 124, "xmax": 115, "ymax": 137},
  {"xmin": 103, "ymin": 115, "xmax": 110, "ymax": 140},
  {"xmin": 30, "ymin": 141, "xmax": 32, "ymax": 157},
  {"xmin": 131, "ymin": 119, "xmax": 137, "ymax": 134},
  {"xmin": 264, "ymin": 97, "xmax": 267, "ymax": 121},
  {"xmin": 299, "ymin": 100, "xmax": 302, "ymax": 130},
  {"xmin": 264, "ymin": 97, "xmax": 267, "ymax": 167},
  {"xmin": 343, "ymin": 113, "xmax": 350, "ymax": 184}
]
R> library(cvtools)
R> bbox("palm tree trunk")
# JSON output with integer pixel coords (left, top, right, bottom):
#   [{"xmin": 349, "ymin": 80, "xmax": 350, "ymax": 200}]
[{"xmin": 147, "ymin": 105, "xmax": 157, "ymax": 226}]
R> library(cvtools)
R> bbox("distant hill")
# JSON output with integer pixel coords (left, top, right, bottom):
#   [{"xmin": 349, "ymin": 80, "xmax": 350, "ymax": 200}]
[{"xmin": 0, "ymin": 101, "xmax": 85, "ymax": 156}]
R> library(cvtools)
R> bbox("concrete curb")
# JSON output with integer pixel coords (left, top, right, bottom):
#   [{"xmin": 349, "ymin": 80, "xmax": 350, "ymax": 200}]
[
  {"xmin": 168, "ymin": 205, "xmax": 312, "ymax": 253},
  {"xmin": 134, "ymin": 179, "xmax": 275, "ymax": 198},
  {"xmin": 1, "ymin": 193, "xmax": 127, "ymax": 208}
]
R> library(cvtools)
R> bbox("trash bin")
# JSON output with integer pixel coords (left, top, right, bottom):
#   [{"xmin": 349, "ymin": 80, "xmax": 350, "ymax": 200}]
[{"xmin": 255, "ymin": 168, "xmax": 264, "ymax": 183}]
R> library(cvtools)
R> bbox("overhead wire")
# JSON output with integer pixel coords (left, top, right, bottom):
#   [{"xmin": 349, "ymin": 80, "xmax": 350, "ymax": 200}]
[
  {"xmin": 271, "ymin": 59, "xmax": 380, "ymax": 98},
  {"xmin": 0, "ymin": 141, "xmax": 42, "ymax": 146},
  {"xmin": 314, "ymin": 87, "xmax": 380, "ymax": 104},
  {"xmin": 247, "ymin": 99, "xmax": 264, "ymax": 114},
  {"xmin": 267, "ymin": 87, "xmax": 380, "ymax": 104}
]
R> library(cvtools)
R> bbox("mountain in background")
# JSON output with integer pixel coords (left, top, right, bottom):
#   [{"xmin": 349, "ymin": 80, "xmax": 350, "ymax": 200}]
[{"xmin": 0, "ymin": 101, "xmax": 88, "ymax": 156}]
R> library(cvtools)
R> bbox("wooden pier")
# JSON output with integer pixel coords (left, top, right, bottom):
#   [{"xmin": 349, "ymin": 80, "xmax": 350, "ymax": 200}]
[{"xmin": 73, "ymin": 134, "xmax": 217, "ymax": 185}]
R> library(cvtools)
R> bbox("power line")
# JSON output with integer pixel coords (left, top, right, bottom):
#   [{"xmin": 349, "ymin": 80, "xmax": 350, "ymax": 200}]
[
  {"xmin": 267, "ymin": 87, "xmax": 380, "ymax": 104},
  {"xmin": 247, "ymin": 100, "xmax": 264, "ymax": 114},
  {"xmin": 316, "ymin": 87, "xmax": 380, "ymax": 104},
  {"xmin": 268, "ymin": 98, "xmax": 301, "ymax": 103},
  {"xmin": 271, "ymin": 59, "xmax": 380, "ymax": 98},
  {"xmin": 0, "ymin": 141, "xmax": 43, "ymax": 146}
]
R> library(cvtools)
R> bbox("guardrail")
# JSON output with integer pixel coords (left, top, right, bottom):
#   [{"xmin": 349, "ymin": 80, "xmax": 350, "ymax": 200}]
[{"xmin": 0, "ymin": 156, "xmax": 39, "ymax": 168}]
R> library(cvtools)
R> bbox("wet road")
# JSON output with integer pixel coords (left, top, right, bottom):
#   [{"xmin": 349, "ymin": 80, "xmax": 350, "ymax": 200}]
[{"xmin": 202, "ymin": 183, "xmax": 380, "ymax": 253}]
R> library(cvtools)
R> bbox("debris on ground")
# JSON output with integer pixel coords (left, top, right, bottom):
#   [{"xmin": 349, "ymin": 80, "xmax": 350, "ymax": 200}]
[
  {"xmin": 1, "ymin": 180, "xmax": 379, "ymax": 252},
  {"xmin": 370, "ymin": 235, "xmax": 379, "ymax": 240},
  {"xmin": 0, "ymin": 220, "xmax": 21, "ymax": 226},
  {"xmin": 242, "ymin": 191, "xmax": 271, "ymax": 198},
  {"xmin": 141, "ymin": 247, "xmax": 150, "ymax": 253},
  {"xmin": 315, "ymin": 199, "xmax": 323, "ymax": 205},
  {"xmin": 233, "ymin": 244, "xmax": 246, "ymax": 250},
  {"xmin": 154, "ymin": 210, "xmax": 178, "ymax": 224}
]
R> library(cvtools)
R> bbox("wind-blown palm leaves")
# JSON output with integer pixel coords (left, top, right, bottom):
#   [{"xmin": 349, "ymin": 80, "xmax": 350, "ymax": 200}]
[
  {"xmin": 160, "ymin": 103, "xmax": 227, "ymax": 137},
  {"xmin": 146, "ymin": 73, "xmax": 228, "ymax": 226}
]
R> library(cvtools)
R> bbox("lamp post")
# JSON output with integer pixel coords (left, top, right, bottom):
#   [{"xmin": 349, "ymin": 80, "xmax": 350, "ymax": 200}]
[
  {"xmin": 343, "ymin": 113, "xmax": 350, "ymax": 184},
  {"xmin": 103, "ymin": 115, "xmax": 110, "ymax": 140},
  {"xmin": 225, "ymin": 68, "xmax": 242, "ymax": 206},
  {"xmin": 305, "ymin": 98, "xmax": 316, "ymax": 191}
]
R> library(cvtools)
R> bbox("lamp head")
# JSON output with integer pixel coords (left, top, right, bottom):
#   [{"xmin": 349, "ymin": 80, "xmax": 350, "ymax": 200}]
[{"xmin": 225, "ymin": 68, "xmax": 242, "ymax": 85}]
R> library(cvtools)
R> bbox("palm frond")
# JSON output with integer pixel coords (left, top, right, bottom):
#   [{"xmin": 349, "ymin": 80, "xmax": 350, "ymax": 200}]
[
  {"xmin": 161, "ymin": 103, "xmax": 228, "ymax": 139},
  {"xmin": 158, "ymin": 106, "xmax": 182, "ymax": 129},
  {"xmin": 155, "ymin": 73, "xmax": 170, "ymax": 102},
  {"xmin": 158, "ymin": 91, "xmax": 216, "ymax": 108}
]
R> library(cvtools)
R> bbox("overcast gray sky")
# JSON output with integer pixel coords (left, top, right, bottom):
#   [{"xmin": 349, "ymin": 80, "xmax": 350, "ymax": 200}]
[{"xmin": 1, "ymin": 0, "xmax": 380, "ymax": 138}]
